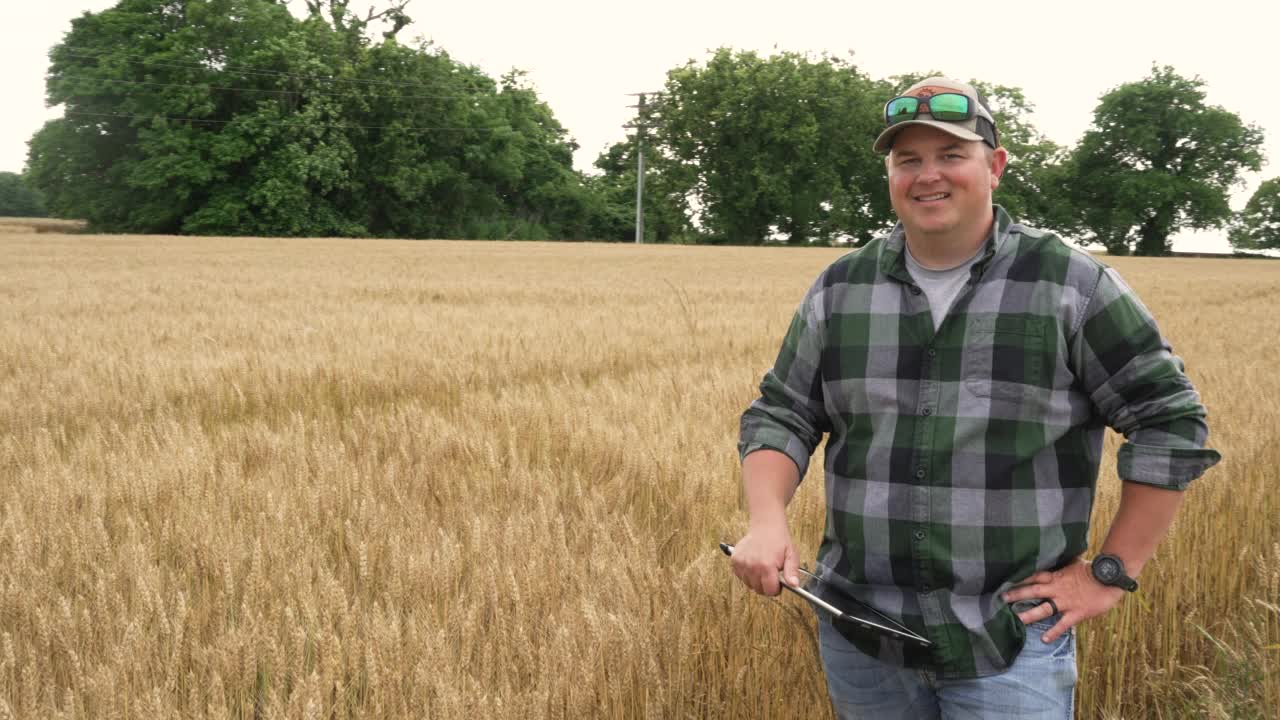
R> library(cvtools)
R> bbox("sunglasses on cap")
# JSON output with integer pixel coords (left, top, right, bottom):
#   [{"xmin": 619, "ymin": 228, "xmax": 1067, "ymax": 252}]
[{"xmin": 883, "ymin": 93, "xmax": 975, "ymax": 125}]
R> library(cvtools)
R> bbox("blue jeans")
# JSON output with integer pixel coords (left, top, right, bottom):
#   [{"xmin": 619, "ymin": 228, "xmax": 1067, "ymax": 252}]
[{"xmin": 818, "ymin": 615, "xmax": 1077, "ymax": 719}]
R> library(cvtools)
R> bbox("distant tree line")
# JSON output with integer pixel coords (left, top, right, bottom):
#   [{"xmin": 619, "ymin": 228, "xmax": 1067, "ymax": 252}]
[
  {"xmin": 23, "ymin": 0, "xmax": 1278, "ymax": 253},
  {"xmin": 0, "ymin": 173, "xmax": 47, "ymax": 217}
]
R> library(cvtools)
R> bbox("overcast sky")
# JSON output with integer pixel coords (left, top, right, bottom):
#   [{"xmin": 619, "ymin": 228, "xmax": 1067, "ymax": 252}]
[{"xmin": 4, "ymin": 0, "xmax": 1276, "ymax": 251}]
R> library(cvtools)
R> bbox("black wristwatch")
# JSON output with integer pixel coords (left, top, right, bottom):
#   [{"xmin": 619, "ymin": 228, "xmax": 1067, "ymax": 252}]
[{"xmin": 1091, "ymin": 554, "xmax": 1138, "ymax": 592}]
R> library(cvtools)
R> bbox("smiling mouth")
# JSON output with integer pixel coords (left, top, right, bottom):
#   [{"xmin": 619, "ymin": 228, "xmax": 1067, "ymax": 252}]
[{"xmin": 914, "ymin": 192, "xmax": 950, "ymax": 202}]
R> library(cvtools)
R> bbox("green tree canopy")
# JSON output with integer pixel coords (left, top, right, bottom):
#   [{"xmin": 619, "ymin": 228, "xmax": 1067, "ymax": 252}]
[
  {"xmin": 26, "ymin": 0, "xmax": 597, "ymax": 239},
  {"xmin": 1063, "ymin": 65, "xmax": 1264, "ymax": 255},
  {"xmin": 651, "ymin": 48, "xmax": 892, "ymax": 245},
  {"xmin": 0, "ymin": 173, "xmax": 48, "ymax": 217},
  {"xmin": 1229, "ymin": 178, "xmax": 1280, "ymax": 250}
]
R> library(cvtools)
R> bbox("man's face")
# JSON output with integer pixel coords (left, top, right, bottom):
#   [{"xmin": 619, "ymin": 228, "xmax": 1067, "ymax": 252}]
[{"xmin": 885, "ymin": 124, "xmax": 1007, "ymax": 242}]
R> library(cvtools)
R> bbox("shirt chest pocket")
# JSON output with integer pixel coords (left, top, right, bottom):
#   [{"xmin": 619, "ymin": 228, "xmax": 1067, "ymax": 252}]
[{"xmin": 963, "ymin": 316, "xmax": 1047, "ymax": 402}]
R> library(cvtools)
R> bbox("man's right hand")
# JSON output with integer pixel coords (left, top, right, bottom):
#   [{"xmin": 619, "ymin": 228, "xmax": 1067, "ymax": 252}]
[{"xmin": 730, "ymin": 523, "xmax": 800, "ymax": 596}]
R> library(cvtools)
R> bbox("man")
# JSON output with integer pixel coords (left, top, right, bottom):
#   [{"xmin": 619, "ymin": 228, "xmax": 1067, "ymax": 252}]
[{"xmin": 730, "ymin": 77, "xmax": 1220, "ymax": 718}]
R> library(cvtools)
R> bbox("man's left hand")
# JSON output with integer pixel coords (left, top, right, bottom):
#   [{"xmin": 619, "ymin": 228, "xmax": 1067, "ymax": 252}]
[{"xmin": 1002, "ymin": 557, "xmax": 1126, "ymax": 643}]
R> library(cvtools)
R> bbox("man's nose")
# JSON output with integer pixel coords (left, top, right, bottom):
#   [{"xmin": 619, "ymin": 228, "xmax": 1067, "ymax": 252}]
[{"xmin": 916, "ymin": 159, "xmax": 943, "ymax": 183}]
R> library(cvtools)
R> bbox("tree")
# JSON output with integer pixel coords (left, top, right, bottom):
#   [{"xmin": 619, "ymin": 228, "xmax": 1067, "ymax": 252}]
[
  {"xmin": 1229, "ymin": 178, "xmax": 1280, "ymax": 250},
  {"xmin": 654, "ymin": 49, "xmax": 892, "ymax": 245},
  {"xmin": 28, "ymin": 0, "xmax": 356, "ymax": 235},
  {"xmin": 27, "ymin": 0, "xmax": 597, "ymax": 240},
  {"xmin": 0, "ymin": 172, "xmax": 47, "ymax": 217},
  {"xmin": 1063, "ymin": 65, "xmax": 1264, "ymax": 255}
]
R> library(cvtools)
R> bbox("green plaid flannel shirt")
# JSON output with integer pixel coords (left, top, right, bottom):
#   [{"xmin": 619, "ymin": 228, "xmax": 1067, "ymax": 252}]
[{"xmin": 739, "ymin": 207, "xmax": 1220, "ymax": 679}]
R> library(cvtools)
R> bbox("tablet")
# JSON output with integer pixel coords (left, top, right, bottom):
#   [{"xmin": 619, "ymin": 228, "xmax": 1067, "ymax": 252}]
[{"xmin": 719, "ymin": 542, "xmax": 933, "ymax": 648}]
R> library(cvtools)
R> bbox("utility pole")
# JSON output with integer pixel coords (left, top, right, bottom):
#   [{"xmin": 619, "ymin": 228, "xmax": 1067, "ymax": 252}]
[
  {"xmin": 625, "ymin": 92, "xmax": 662, "ymax": 244},
  {"xmin": 635, "ymin": 98, "xmax": 645, "ymax": 246}
]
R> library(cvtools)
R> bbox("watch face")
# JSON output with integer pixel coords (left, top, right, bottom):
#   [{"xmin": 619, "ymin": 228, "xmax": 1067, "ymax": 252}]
[{"xmin": 1095, "ymin": 557, "xmax": 1120, "ymax": 583}]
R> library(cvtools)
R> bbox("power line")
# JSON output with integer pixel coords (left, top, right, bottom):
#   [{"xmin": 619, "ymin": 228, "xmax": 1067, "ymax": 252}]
[
  {"xmin": 55, "ymin": 49, "xmax": 496, "ymax": 94},
  {"xmin": 64, "ymin": 110, "xmax": 506, "ymax": 134},
  {"xmin": 58, "ymin": 74, "xmax": 479, "ymax": 102}
]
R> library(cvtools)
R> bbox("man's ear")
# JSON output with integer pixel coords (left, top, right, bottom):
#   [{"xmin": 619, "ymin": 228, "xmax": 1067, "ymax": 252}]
[{"xmin": 989, "ymin": 146, "xmax": 1009, "ymax": 190}]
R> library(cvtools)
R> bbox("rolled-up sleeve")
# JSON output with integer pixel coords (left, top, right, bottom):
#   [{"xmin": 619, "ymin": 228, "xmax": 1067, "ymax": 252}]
[
  {"xmin": 1068, "ymin": 267, "xmax": 1221, "ymax": 489},
  {"xmin": 738, "ymin": 279, "xmax": 831, "ymax": 481}
]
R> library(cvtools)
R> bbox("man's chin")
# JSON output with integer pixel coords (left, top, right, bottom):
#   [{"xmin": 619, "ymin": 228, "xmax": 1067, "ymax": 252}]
[
  {"xmin": 907, "ymin": 205, "xmax": 952, "ymax": 222},
  {"xmin": 906, "ymin": 218, "xmax": 955, "ymax": 238}
]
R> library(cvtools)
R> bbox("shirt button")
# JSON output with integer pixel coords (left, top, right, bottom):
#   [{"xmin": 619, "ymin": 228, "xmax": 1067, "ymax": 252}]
[
  {"xmin": 915, "ymin": 468, "xmax": 926, "ymax": 479},
  {"xmin": 914, "ymin": 529, "xmax": 926, "ymax": 540},
  {"xmin": 927, "ymin": 347, "xmax": 937, "ymax": 358},
  {"xmin": 910, "ymin": 285, "xmax": 922, "ymax": 295},
  {"xmin": 921, "ymin": 408, "xmax": 932, "ymax": 416},
  {"xmin": 921, "ymin": 585, "xmax": 932, "ymax": 594}
]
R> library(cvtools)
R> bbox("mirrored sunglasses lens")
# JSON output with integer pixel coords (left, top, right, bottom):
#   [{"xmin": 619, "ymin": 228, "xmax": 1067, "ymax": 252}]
[
  {"xmin": 886, "ymin": 97, "xmax": 919, "ymax": 124},
  {"xmin": 928, "ymin": 94, "xmax": 970, "ymax": 121}
]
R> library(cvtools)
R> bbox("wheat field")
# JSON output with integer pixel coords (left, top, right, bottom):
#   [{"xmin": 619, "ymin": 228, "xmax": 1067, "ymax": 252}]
[{"xmin": 1, "ymin": 227, "xmax": 1276, "ymax": 719}]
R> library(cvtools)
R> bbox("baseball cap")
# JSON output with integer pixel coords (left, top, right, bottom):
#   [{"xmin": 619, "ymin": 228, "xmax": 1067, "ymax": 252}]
[{"xmin": 873, "ymin": 77, "xmax": 999, "ymax": 154}]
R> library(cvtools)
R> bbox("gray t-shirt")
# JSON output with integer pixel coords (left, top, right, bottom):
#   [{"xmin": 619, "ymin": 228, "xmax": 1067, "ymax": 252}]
[{"xmin": 904, "ymin": 244, "xmax": 984, "ymax": 332}]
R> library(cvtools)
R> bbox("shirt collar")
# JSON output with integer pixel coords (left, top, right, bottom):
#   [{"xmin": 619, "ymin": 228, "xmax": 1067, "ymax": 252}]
[{"xmin": 879, "ymin": 205, "xmax": 1014, "ymax": 285}]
